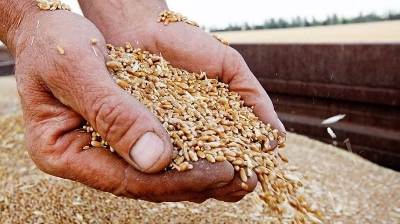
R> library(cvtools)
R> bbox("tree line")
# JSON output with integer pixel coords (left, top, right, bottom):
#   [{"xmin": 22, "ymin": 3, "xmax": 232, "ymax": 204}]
[{"xmin": 209, "ymin": 11, "xmax": 400, "ymax": 32}]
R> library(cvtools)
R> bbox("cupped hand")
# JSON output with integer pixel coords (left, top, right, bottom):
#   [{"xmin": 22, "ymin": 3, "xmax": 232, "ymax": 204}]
[
  {"xmin": 102, "ymin": 10, "xmax": 286, "ymax": 138},
  {"xmin": 12, "ymin": 10, "xmax": 257, "ymax": 203}
]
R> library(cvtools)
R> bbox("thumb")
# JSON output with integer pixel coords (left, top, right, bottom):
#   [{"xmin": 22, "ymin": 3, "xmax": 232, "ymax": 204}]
[{"xmin": 86, "ymin": 86, "xmax": 173, "ymax": 173}]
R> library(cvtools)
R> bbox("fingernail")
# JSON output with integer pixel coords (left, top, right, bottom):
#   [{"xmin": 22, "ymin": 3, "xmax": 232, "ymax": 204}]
[
  {"xmin": 277, "ymin": 118, "xmax": 286, "ymax": 136},
  {"xmin": 130, "ymin": 132, "xmax": 165, "ymax": 172}
]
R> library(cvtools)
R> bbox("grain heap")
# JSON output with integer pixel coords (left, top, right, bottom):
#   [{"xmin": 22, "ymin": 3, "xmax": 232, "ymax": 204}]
[{"xmin": 81, "ymin": 43, "xmax": 322, "ymax": 223}]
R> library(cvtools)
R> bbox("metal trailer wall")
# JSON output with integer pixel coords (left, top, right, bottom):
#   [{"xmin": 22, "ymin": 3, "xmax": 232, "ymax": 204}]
[{"xmin": 231, "ymin": 44, "xmax": 400, "ymax": 171}]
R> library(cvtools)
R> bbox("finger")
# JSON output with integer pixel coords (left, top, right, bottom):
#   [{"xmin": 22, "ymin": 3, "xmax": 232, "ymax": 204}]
[
  {"xmin": 122, "ymin": 160, "xmax": 237, "ymax": 202},
  {"xmin": 202, "ymin": 170, "xmax": 258, "ymax": 202},
  {"xmin": 159, "ymin": 170, "xmax": 258, "ymax": 203},
  {"xmin": 131, "ymin": 161, "xmax": 258, "ymax": 203},
  {"xmin": 52, "ymin": 136, "xmax": 237, "ymax": 202}
]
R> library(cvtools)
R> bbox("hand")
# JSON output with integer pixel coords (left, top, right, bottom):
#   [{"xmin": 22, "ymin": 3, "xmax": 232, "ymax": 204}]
[{"xmin": 11, "ymin": 10, "xmax": 257, "ymax": 203}]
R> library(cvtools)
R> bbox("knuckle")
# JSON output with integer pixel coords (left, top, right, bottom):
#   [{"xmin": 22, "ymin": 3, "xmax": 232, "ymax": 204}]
[
  {"xmin": 24, "ymin": 127, "xmax": 74, "ymax": 178},
  {"xmin": 26, "ymin": 144, "xmax": 63, "ymax": 176},
  {"xmin": 92, "ymin": 95, "xmax": 125, "ymax": 139},
  {"xmin": 90, "ymin": 94, "xmax": 150, "ymax": 147}
]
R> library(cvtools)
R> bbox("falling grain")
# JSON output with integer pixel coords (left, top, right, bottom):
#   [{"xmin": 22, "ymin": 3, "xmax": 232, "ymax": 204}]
[{"xmin": 322, "ymin": 114, "xmax": 346, "ymax": 125}]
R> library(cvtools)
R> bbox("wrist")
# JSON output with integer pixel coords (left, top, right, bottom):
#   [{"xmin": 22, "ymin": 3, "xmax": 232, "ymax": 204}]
[
  {"xmin": 0, "ymin": 0, "xmax": 39, "ymax": 57},
  {"xmin": 78, "ymin": 0, "xmax": 169, "ymax": 47}
]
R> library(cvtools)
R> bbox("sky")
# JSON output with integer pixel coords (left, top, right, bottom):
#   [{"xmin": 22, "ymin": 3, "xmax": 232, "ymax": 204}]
[{"xmin": 64, "ymin": 0, "xmax": 400, "ymax": 29}]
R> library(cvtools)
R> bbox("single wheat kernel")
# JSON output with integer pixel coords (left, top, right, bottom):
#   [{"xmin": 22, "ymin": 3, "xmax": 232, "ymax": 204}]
[
  {"xmin": 205, "ymin": 154, "xmax": 216, "ymax": 163},
  {"xmin": 178, "ymin": 162, "xmax": 189, "ymax": 171},
  {"xmin": 232, "ymin": 159, "xmax": 244, "ymax": 166},
  {"xmin": 207, "ymin": 142, "xmax": 221, "ymax": 148},
  {"xmin": 196, "ymin": 151, "xmax": 206, "ymax": 159},
  {"xmin": 106, "ymin": 61, "xmax": 122, "ymax": 70},
  {"xmin": 187, "ymin": 151, "xmax": 197, "ymax": 162},
  {"xmin": 223, "ymin": 150, "xmax": 236, "ymax": 157},
  {"xmin": 115, "ymin": 79, "xmax": 130, "ymax": 89},
  {"xmin": 241, "ymin": 182, "xmax": 249, "ymax": 191},
  {"xmin": 90, "ymin": 141, "xmax": 103, "ymax": 148},
  {"xmin": 239, "ymin": 168, "xmax": 248, "ymax": 182},
  {"xmin": 57, "ymin": 46, "xmax": 65, "ymax": 55},
  {"xmin": 215, "ymin": 155, "xmax": 227, "ymax": 162},
  {"xmin": 272, "ymin": 129, "xmax": 279, "ymax": 139}
]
